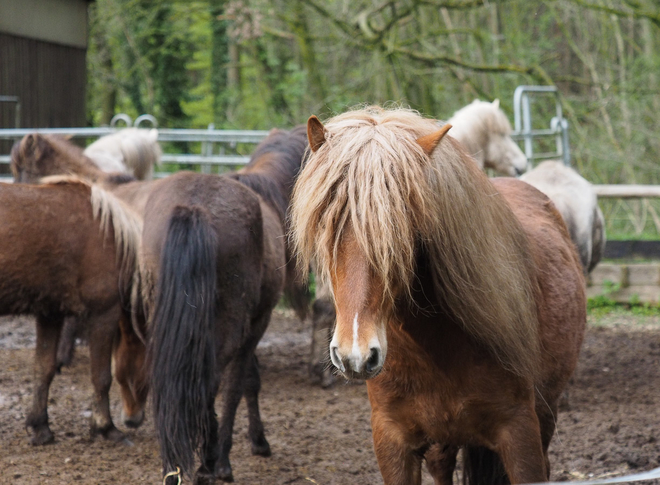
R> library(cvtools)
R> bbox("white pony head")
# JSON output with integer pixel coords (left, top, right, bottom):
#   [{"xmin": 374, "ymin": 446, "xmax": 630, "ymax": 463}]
[
  {"xmin": 448, "ymin": 99, "xmax": 528, "ymax": 176},
  {"xmin": 84, "ymin": 128, "xmax": 162, "ymax": 180}
]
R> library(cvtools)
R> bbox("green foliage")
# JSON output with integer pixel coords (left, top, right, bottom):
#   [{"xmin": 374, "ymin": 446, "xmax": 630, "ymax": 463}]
[{"xmin": 86, "ymin": 0, "xmax": 660, "ymax": 240}]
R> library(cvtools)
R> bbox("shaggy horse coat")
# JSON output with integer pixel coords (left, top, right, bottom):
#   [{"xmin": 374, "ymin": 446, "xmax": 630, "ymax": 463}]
[
  {"xmin": 11, "ymin": 133, "xmax": 157, "ymax": 369},
  {"xmin": 291, "ymin": 107, "xmax": 585, "ymax": 485},
  {"xmin": 0, "ymin": 179, "xmax": 143, "ymax": 445},
  {"xmin": 143, "ymin": 127, "xmax": 309, "ymax": 484},
  {"xmin": 521, "ymin": 160, "xmax": 606, "ymax": 273}
]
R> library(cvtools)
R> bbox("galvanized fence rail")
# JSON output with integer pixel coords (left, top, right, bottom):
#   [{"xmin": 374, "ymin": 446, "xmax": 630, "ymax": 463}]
[{"xmin": 0, "ymin": 125, "xmax": 270, "ymax": 181}]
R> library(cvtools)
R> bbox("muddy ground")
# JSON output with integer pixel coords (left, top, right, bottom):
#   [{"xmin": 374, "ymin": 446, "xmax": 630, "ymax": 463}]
[{"xmin": 1, "ymin": 310, "xmax": 660, "ymax": 484}]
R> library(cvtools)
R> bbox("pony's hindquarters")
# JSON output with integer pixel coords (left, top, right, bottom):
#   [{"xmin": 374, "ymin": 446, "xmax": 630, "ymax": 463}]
[{"xmin": 148, "ymin": 205, "xmax": 218, "ymax": 481}]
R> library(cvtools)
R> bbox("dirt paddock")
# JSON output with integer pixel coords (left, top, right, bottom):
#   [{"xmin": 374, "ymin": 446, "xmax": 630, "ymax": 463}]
[{"xmin": 1, "ymin": 310, "xmax": 660, "ymax": 484}]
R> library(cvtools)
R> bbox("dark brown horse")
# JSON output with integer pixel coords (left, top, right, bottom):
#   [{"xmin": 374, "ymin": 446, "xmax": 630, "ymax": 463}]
[
  {"xmin": 291, "ymin": 107, "xmax": 586, "ymax": 485},
  {"xmin": 0, "ymin": 178, "xmax": 144, "ymax": 445},
  {"xmin": 142, "ymin": 127, "xmax": 309, "ymax": 484}
]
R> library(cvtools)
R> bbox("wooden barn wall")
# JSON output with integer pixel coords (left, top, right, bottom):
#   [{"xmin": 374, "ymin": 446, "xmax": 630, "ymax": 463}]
[{"xmin": 0, "ymin": 33, "xmax": 87, "ymax": 156}]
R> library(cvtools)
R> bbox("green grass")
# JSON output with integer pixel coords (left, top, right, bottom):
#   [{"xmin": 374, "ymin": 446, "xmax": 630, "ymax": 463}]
[{"xmin": 587, "ymin": 298, "xmax": 660, "ymax": 319}]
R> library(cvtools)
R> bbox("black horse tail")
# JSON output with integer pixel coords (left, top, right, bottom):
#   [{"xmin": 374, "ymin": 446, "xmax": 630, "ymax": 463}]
[
  {"xmin": 149, "ymin": 206, "xmax": 217, "ymax": 478},
  {"xmin": 462, "ymin": 446, "xmax": 509, "ymax": 485}
]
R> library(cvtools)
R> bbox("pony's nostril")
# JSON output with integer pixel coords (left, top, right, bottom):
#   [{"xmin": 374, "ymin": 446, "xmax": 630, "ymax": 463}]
[
  {"xmin": 330, "ymin": 346, "xmax": 344, "ymax": 372},
  {"xmin": 366, "ymin": 347, "xmax": 380, "ymax": 373}
]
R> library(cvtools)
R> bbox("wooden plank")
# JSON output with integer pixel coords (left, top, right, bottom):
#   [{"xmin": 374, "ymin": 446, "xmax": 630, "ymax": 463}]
[{"xmin": 593, "ymin": 184, "xmax": 660, "ymax": 198}]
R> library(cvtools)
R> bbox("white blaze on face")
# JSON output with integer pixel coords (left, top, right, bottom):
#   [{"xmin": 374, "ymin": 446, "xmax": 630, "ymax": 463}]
[
  {"xmin": 329, "ymin": 307, "xmax": 388, "ymax": 378},
  {"xmin": 352, "ymin": 312, "xmax": 360, "ymax": 356}
]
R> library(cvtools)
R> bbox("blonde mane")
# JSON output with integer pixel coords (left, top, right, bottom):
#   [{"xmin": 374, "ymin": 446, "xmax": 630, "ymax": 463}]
[
  {"xmin": 290, "ymin": 106, "xmax": 540, "ymax": 378},
  {"xmin": 447, "ymin": 100, "xmax": 512, "ymax": 168},
  {"xmin": 43, "ymin": 175, "xmax": 145, "ymax": 340}
]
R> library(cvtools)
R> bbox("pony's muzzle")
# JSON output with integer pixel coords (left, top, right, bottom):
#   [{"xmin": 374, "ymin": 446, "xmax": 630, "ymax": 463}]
[{"xmin": 330, "ymin": 344, "xmax": 384, "ymax": 380}]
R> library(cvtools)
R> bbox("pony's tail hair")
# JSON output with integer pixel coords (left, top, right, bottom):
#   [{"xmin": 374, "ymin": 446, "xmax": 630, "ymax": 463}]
[
  {"xmin": 149, "ymin": 206, "xmax": 217, "ymax": 478},
  {"xmin": 462, "ymin": 446, "xmax": 509, "ymax": 485}
]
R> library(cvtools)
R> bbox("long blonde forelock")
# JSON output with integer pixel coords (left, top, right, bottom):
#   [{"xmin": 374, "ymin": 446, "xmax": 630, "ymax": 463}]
[
  {"xmin": 291, "ymin": 106, "xmax": 540, "ymax": 379},
  {"xmin": 292, "ymin": 107, "xmax": 439, "ymax": 307}
]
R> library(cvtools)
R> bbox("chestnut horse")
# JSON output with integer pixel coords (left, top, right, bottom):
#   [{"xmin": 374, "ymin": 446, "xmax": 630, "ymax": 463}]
[
  {"xmin": 143, "ymin": 127, "xmax": 309, "ymax": 484},
  {"xmin": 0, "ymin": 178, "xmax": 143, "ymax": 445},
  {"xmin": 11, "ymin": 133, "xmax": 156, "ymax": 370},
  {"xmin": 291, "ymin": 107, "xmax": 586, "ymax": 485}
]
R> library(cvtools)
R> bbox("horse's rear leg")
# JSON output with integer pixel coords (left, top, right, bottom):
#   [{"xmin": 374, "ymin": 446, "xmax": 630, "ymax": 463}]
[
  {"xmin": 245, "ymin": 354, "xmax": 271, "ymax": 457},
  {"xmin": 425, "ymin": 444, "xmax": 458, "ymax": 485},
  {"xmin": 192, "ymin": 381, "xmax": 220, "ymax": 485},
  {"xmin": 27, "ymin": 314, "xmax": 64, "ymax": 445},
  {"xmin": 87, "ymin": 307, "xmax": 125, "ymax": 442},
  {"xmin": 56, "ymin": 316, "xmax": 79, "ymax": 371},
  {"xmin": 211, "ymin": 352, "xmax": 251, "ymax": 483}
]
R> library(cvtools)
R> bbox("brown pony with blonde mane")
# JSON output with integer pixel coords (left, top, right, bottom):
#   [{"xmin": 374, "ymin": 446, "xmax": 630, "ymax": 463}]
[
  {"xmin": 11, "ymin": 133, "xmax": 156, "ymax": 373},
  {"xmin": 0, "ymin": 177, "xmax": 144, "ymax": 446},
  {"xmin": 291, "ymin": 107, "xmax": 585, "ymax": 484}
]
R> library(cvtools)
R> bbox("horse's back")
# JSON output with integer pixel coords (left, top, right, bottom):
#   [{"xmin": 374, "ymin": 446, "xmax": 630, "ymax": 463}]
[
  {"xmin": 142, "ymin": 172, "xmax": 265, "ymax": 305},
  {"xmin": 492, "ymin": 177, "xmax": 586, "ymax": 399},
  {"xmin": 520, "ymin": 161, "xmax": 599, "ymax": 270},
  {"xmin": 0, "ymin": 183, "xmax": 120, "ymax": 314}
]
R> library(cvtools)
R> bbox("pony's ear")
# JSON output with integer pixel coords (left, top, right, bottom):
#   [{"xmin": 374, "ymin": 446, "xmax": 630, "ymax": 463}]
[
  {"xmin": 307, "ymin": 115, "xmax": 327, "ymax": 152},
  {"xmin": 416, "ymin": 124, "xmax": 452, "ymax": 157},
  {"xmin": 22, "ymin": 133, "xmax": 48, "ymax": 158},
  {"xmin": 492, "ymin": 98, "xmax": 500, "ymax": 108}
]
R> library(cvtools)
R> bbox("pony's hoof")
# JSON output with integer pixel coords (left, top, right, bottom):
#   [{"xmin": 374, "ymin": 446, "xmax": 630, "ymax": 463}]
[
  {"xmin": 122, "ymin": 409, "xmax": 145, "ymax": 429},
  {"xmin": 251, "ymin": 438, "xmax": 272, "ymax": 457},
  {"xmin": 194, "ymin": 471, "xmax": 220, "ymax": 485},
  {"xmin": 95, "ymin": 425, "xmax": 126, "ymax": 443},
  {"xmin": 30, "ymin": 427, "xmax": 55, "ymax": 446},
  {"xmin": 105, "ymin": 428, "xmax": 126, "ymax": 443},
  {"xmin": 216, "ymin": 465, "xmax": 234, "ymax": 483}
]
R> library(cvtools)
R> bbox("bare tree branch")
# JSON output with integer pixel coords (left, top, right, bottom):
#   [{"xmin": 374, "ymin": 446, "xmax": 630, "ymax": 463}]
[{"xmin": 560, "ymin": 0, "xmax": 660, "ymax": 28}]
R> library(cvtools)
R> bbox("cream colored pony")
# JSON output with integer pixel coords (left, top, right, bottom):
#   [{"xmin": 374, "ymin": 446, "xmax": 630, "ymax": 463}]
[
  {"xmin": 448, "ymin": 99, "xmax": 528, "ymax": 176},
  {"xmin": 521, "ymin": 160, "xmax": 606, "ymax": 273},
  {"xmin": 84, "ymin": 128, "xmax": 161, "ymax": 180}
]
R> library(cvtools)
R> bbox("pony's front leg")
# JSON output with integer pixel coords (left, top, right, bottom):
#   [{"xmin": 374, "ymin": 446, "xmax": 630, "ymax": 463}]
[
  {"xmin": 425, "ymin": 444, "xmax": 459, "ymax": 485},
  {"xmin": 26, "ymin": 313, "xmax": 64, "ymax": 445},
  {"xmin": 56, "ymin": 316, "xmax": 80, "ymax": 370},
  {"xmin": 87, "ymin": 307, "xmax": 125, "ymax": 442},
  {"xmin": 495, "ymin": 406, "xmax": 548, "ymax": 484},
  {"xmin": 372, "ymin": 410, "xmax": 423, "ymax": 485}
]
